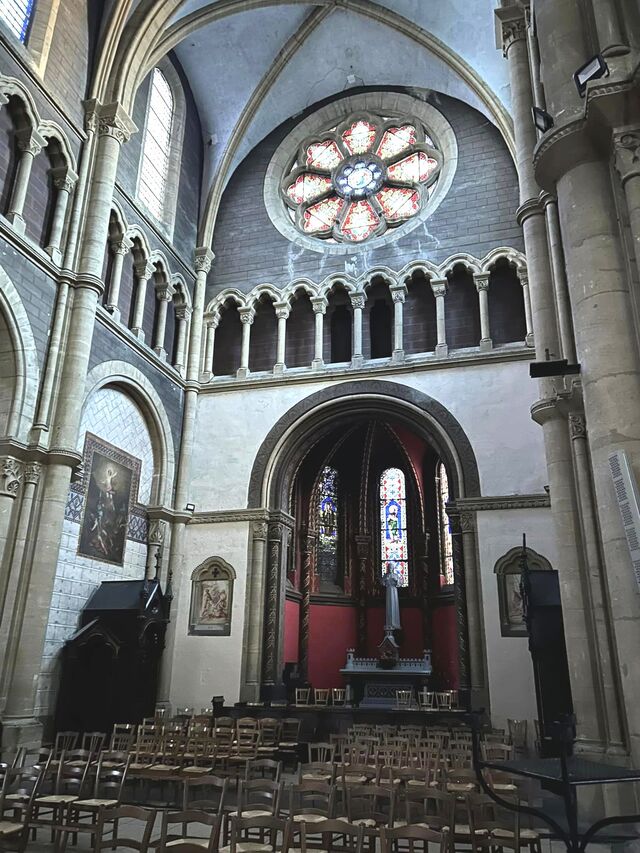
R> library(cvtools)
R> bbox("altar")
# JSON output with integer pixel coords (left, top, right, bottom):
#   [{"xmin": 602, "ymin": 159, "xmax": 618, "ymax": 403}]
[{"xmin": 340, "ymin": 648, "xmax": 432, "ymax": 708}]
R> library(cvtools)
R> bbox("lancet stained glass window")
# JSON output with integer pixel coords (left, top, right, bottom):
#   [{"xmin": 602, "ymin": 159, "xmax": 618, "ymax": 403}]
[
  {"xmin": 379, "ymin": 467, "xmax": 409, "ymax": 587},
  {"xmin": 316, "ymin": 466, "xmax": 339, "ymax": 587},
  {"xmin": 437, "ymin": 462, "xmax": 454, "ymax": 585},
  {"xmin": 139, "ymin": 68, "xmax": 173, "ymax": 222},
  {"xmin": 282, "ymin": 112, "xmax": 442, "ymax": 245},
  {"xmin": 0, "ymin": 0, "xmax": 34, "ymax": 41}
]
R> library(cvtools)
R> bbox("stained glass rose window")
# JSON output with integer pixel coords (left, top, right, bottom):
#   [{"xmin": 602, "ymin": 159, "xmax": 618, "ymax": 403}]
[{"xmin": 281, "ymin": 112, "xmax": 442, "ymax": 245}]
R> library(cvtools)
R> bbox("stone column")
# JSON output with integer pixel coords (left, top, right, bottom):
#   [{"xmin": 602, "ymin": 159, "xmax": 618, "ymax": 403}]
[
  {"xmin": 105, "ymin": 237, "xmax": 133, "ymax": 321},
  {"xmin": 2, "ymin": 101, "xmax": 136, "ymax": 749},
  {"xmin": 46, "ymin": 170, "xmax": 77, "ymax": 264},
  {"xmin": 145, "ymin": 520, "xmax": 166, "ymax": 580},
  {"xmin": 543, "ymin": 196, "xmax": 576, "ymax": 361},
  {"xmin": 590, "ymin": 0, "xmax": 629, "ymax": 56},
  {"xmin": 473, "ymin": 273, "xmax": 492, "ymax": 351},
  {"xmin": 0, "ymin": 458, "xmax": 22, "ymax": 598},
  {"xmin": 238, "ymin": 307, "xmax": 254, "ymax": 379},
  {"xmin": 131, "ymin": 260, "xmax": 154, "ymax": 341},
  {"xmin": 519, "ymin": 271, "xmax": 535, "ymax": 347},
  {"xmin": 262, "ymin": 522, "xmax": 285, "ymax": 690},
  {"xmin": 448, "ymin": 512, "xmax": 469, "ymax": 693},
  {"xmin": 173, "ymin": 307, "xmax": 190, "ymax": 375},
  {"xmin": 273, "ymin": 302, "xmax": 289, "ymax": 375},
  {"xmin": 430, "ymin": 277, "xmax": 448, "ymax": 357},
  {"xmin": 201, "ymin": 315, "xmax": 218, "ymax": 381},
  {"xmin": 311, "ymin": 296, "xmax": 327, "ymax": 369},
  {"xmin": 350, "ymin": 294, "xmax": 365, "ymax": 368},
  {"xmin": 614, "ymin": 128, "xmax": 640, "ymax": 284},
  {"xmin": 390, "ymin": 283, "xmax": 407, "ymax": 363},
  {"xmin": 240, "ymin": 522, "xmax": 268, "ymax": 702},
  {"xmin": 459, "ymin": 512, "xmax": 488, "ymax": 707},
  {"xmin": 188, "ymin": 248, "xmax": 214, "ymax": 383},
  {"xmin": 299, "ymin": 527, "xmax": 316, "ymax": 681},
  {"xmin": 7, "ymin": 130, "xmax": 45, "ymax": 234},
  {"xmin": 152, "ymin": 284, "xmax": 173, "ymax": 360}
]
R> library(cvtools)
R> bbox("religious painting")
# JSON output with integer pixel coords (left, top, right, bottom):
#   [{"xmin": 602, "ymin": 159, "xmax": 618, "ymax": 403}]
[
  {"xmin": 316, "ymin": 466, "xmax": 340, "ymax": 590},
  {"xmin": 189, "ymin": 557, "xmax": 236, "ymax": 636},
  {"xmin": 77, "ymin": 434, "xmax": 140, "ymax": 566},
  {"xmin": 379, "ymin": 467, "xmax": 409, "ymax": 586},
  {"xmin": 495, "ymin": 546, "xmax": 553, "ymax": 637}
]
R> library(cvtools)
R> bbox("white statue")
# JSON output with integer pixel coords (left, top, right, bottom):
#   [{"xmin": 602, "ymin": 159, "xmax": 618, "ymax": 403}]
[{"xmin": 382, "ymin": 562, "xmax": 402, "ymax": 631}]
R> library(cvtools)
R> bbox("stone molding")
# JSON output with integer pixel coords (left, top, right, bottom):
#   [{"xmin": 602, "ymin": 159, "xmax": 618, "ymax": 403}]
[
  {"xmin": 23, "ymin": 462, "xmax": 42, "ymax": 485},
  {"xmin": 455, "ymin": 493, "xmax": 551, "ymax": 512},
  {"xmin": 85, "ymin": 100, "xmax": 137, "ymax": 144},
  {"xmin": 194, "ymin": 247, "xmax": 215, "ymax": 275},
  {"xmin": 569, "ymin": 414, "xmax": 587, "ymax": 440},
  {"xmin": 0, "ymin": 457, "xmax": 22, "ymax": 497},
  {"xmin": 613, "ymin": 126, "xmax": 640, "ymax": 185}
]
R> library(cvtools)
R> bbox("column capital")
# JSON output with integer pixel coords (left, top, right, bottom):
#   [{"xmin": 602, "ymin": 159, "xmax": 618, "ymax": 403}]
[
  {"xmin": 134, "ymin": 260, "xmax": 155, "ymax": 281},
  {"xmin": 0, "ymin": 456, "xmax": 22, "ymax": 498},
  {"xmin": 569, "ymin": 413, "xmax": 587, "ymax": 440},
  {"xmin": 16, "ymin": 128, "xmax": 46, "ymax": 157},
  {"xmin": 84, "ymin": 99, "xmax": 137, "ymax": 143},
  {"xmin": 155, "ymin": 282, "xmax": 175, "ymax": 301},
  {"xmin": 205, "ymin": 312, "xmax": 219, "ymax": 329},
  {"xmin": 613, "ymin": 126, "xmax": 640, "ymax": 185},
  {"xmin": 473, "ymin": 272, "xmax": 490, "ymax": 291},
  {"xmin": 239, "ymin": 307, "xmax": 255, "ymax": 325},
  {"xmin": 23, "ymin": 461, "xmax": 43, "ymax": 485},
  {"xmin": 311, "ymin": 296, "xmax": 328, "ymax": 314},
  {"xmin": 495, "ymin": 7, "xmax": 527, "ymax": 58},
  {"xmin": 194, "ymin": 247, "xmax": 215, "ymax": 274},
  {"xmin": 390, "ymin": 283, "xmax": 407, "ymax": 303},
  {"xmin": 460, "ymin": 512, "xmax": 476, "ymax": 533},
  {"xmin": 350, "ymin": 293, "xmax": 366, "ymax": 310},
  {"xmin": 110, "ymin": 235, "xmax": 133, "ymax": 256},
  {"xmin": 252, "ymin": 521, "xmax": 269, "ymax": 540},
  {"xmin": 176, "ymin": 305, "xmax": 193, "ymax": 321},
  {"xmin": 148, "ymin": 519, "xmax": 167, "ymax": 545},
  {"xmin": 274, "ymin": 301, "xmax": 290, "ymax": 320},
  {"xmin": 52, "ymin": 166, "xmax": 78, "ymax": 193},
  {"xmin": 430, "ymin": 277, "xmax": 448, "ymax": 297},
  {"xmin": 268, "ymin": 521, "xmax": 284, "ymax": 540}
]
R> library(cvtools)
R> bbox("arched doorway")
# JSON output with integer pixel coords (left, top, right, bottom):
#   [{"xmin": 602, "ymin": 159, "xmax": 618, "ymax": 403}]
[{"xmin": 243, "ymin": 381, "xmax": 487, "ymax": 709}]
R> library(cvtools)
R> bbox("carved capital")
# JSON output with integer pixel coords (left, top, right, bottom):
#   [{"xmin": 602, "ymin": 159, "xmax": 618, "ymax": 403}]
[
  {"xmin": 148, "ymin": 519, "xmax": 166, "ymax": 545},
  {"xmin": 430, "ymin": 277, "xmax": 448, "ymax": 298},
  {"xmin": 268, "ymin": 521, "xmax": 284, "ymax": 540},
  {"xmin": 390, "ymin": 284, "xmax": 407, "ymax": 304},
  {"xmin": 239, "ymin": 307, "xmax": 255, "ymax": 325},
  {"xmin": 569, "ymin": 413, "xmax": 587, "ymax": 440},
  {"xmin": 194, "ymin": 247, "xmax": 215, "ymax": 275},
  {"xmin": 23, "ymin": 462, "xmax": 42, "ymax": 485},
  {"xmin": 274, "ymin": 302, "xmax": 290, "ymax": 320},
  {"xmin": 110, "ymin": 236, "xmax": 133, "ymax": 257},
  {"xmin": 53, "ymin": 173, "xmax": 77, "ymax": 193},
  {"xmin": 474, "ymin": 273, "xmax": 490, "ymax": 292},
  {"xmin": 460, "ymin": 512, "xmax": 476, "ymax": 533},
  {"xmin": 93, "ymin": 101, "xmax": 137, "ymax": 144},
  {"xmin": 0, "ymin": 457, "xmax": 22, "ymax": 498},
  {"xmin": 499, "ymin": 14, "xmax": 527, "ymax": 57},
  {"xmin": 176, "ymin": 306, "xmax": 192, "ymax": 322},
  {"xmin": 350, "ymin": 294, "xmax": 366, "ymax": 311},
  {"xmin": 311, "ymin": 296, "xmax": 328, "ymax": 315},
  {"xmin": 17, "ymin": 129, "xmax": 45, "ymax": 157},
  {"xmin": 155, "ymin": 283, "xmax": 175, "ymax": 302},
  {"xmin": 205, "ymin": 313, "xmax": 220, "ymax": 329},
  {"xmin": 613, "ymin": 126, "xmax": 640, "ymax": 185},
  {"xmin": 134, "ymin": 260, "xmax": 155, "ymax": 281},
  {"xmin": 252, "ymin": 521, "xmax": 268, "ymax": 540}
]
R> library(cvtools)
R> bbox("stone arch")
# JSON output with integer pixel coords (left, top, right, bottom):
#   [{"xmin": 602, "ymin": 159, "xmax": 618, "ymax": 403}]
[
  {"xmin": 82, "ymin": 361, "xmax": 176, "ymax": 507},
  {"xmin": 494, "ymin": 546, "xmax": 552, "ymax": 637},
  {"xmin": 0, "ymin": 264, "xmax": 39, "ymax": 441}
]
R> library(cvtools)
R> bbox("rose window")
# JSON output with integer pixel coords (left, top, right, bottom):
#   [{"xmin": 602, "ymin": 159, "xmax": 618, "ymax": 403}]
[{"xmin": 282, "ymin": 113, "xmax": 442, "ymax": 245}]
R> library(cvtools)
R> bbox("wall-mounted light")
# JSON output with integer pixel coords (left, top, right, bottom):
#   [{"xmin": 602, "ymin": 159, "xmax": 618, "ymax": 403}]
[
  {"xmin": 574, "ymin": 55, "xmax": 609, "ymax": 97},
  {"xmin": 532, "ymin": 106, "xmax": 554, "ymax": 133},
  {"xmin": 185, "ymin": 502, "xmax": 196, "ymax": 512}
]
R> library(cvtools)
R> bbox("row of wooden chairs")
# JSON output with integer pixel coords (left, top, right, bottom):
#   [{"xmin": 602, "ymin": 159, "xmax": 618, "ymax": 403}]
[{"xmin": 294, "ymin": 688, "xmax": 346, "ymax": 706}]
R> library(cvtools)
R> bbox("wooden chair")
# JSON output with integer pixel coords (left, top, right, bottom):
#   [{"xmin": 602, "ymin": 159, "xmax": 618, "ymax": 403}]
[
  {"xmin": 481, "ymin": 742, "xmax": 514, "ymax": 762},
  {"xmin": 159, "ymin": 808, "xmax": 220, "ymax": 853},
  {"xmin": 292, "ymin": 818, "xmax": 364, "ymax": 853},
  {"xmin": 313, "ymin": 689, "xmax": 330, "ymax": 707},
  {"xmin": 465, "ymin": 791, "xmax": 542, "ymax": 853},
  {"xmin": 507, "ymin": 720, "xmax": 528, "ymax": 755},
  {"xmin": 307, "ymin": 743, "xmax": 334, "ymax": 764},
  {"xmin": 435, "ymin": 692, "xmax": 452, "ymax": 711},
  {"xmin": 342, "ymin": 784, "xmax": 395, "ymax": 832},
  {"xmin": 31, "ymin": 753, "xmax": 90, "ymax": 842},
  {"xmin": 257, "ymin": 719, "xmax": 281, "ymax": 757},
  {"xmin": 278, "ymin": 719, "xmax": 302, "ymax": 768},
  {"xmin": 53, "ymin": 732, "xmax": 78, "ymax": 758},
  {"xmin": 395, "ymin": 690, "xmax": 413, "ymax": 710},
  {"xmin": 331, "ymin": 688, "xmax": 346, "ymax": 706},
  {"xmin": 214, "ymin": 717, "xmax": 235, "ymax": 735},
  {"xmin": 403, "ymin": 786, "xmax": 455, "ymax": 850},
  {"xmin": 228, "ymin": 730, "xmax": 260, "ymax": 772},
  {"xmin": 288, "ymin": 780, "xmax": 335, "ymax": 824},
  {"xmin": 295, "ymin": 688, "xmax": 311, "ymax": 707},
  {"xmin": 0, "ymin": 767, "xmax": 44, "ymax": 853},
  {"xmin": 183, "ymin": 731, "xmax": 216, "ymax": 775},
  {"xmin": 80, "ymin": 732, "xmax": 106, "ymax": 757},
  {"xmin": 245, "ymin": 759, "xmax": 282, "ymax": 782},
  {"xmin": 231, "ymin": 779, "xmax": 283, "ymax": 818},
  {"xmin": 182, "ymin": 774, "xmax": 228, "ymax": 815},
  {"xmin": 93, "ymin": 804, "xmax": 155, "ymax": 852},
  {"xmin": 110, "ymin": 723, "xmax": 136, "ymax": 752},
  {"xmin": 380, "ymin": 823, "xmax": 449, "ymax": 853},
  {"xmin": 297, "ymin": 762, "xmax": 336, "ymax": 785},
  {"xmin": 418, "ymin": 689, "xmax": 436, "ymax": 710},
  {"xmin": 224, "ymin": 814, "xmax": 288, "ymax": 853},
  {"xmin": 339, "ymin": 763, "xmax": 379, "ymax": 787},
  {"xmin": 237, "ymin": 717, "xmax": 260, "ymax": 735}
]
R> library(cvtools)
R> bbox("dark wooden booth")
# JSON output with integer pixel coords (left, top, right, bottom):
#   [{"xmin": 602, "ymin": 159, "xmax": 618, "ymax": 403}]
[{"xmin": 55, "ymin": 579, "xmax": 170, "ymax": 735}]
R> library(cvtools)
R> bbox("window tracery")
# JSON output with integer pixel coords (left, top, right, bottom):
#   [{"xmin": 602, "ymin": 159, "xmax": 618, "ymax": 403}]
[
  {"xmin": 0, "ymin": 0, "xmax": 34, "ymax": 41},
  {"xmin": 379, "ymin": 466, "xmax": 409, "ymax": 587},
  {"xmin": 139, "ymin": 68, "xmax": 174, "ymax": 222},
  {"xmin": 282, "ymin": 112, "xmax": 442, "ymax": 245}
]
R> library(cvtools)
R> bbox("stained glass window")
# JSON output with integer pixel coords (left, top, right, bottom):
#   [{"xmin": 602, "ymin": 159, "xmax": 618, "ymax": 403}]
[
  {"xmin": 0, "ymin": 0, "xmax": 34, "ymax": 41},
  {"xmin": 380, "ymin": 467, "xmax": 409, "ymax": 587},
  {"xmin": 316, "ymin": 466, "xmax": 339, "ymax": 588},
  {"xmin": 282, "ymin": 111, "xmax": 442, "ymax": 245},
  {"xmin": 139, "ymin": 68, "xmax": 173, "ymax": 222},
  {"xmin": 437, "ymin": 462, "xmax": 454, "ymax": 586}
]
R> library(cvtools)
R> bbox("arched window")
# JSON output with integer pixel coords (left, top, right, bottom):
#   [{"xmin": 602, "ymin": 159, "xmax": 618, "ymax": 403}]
[
  {"xmin": 316, "ymin": 465, "xmax": 339, "ymax": 588},
  {"xmin": 379, "ymin": 467, "xmax": 409, "ymax": 587},
  {"xmin": 138, "ymin": 68, "xmax": 174, "ymax": 222},
  {"xmin": 436, "ymin": 461, "xmax": 454, "ymax": 585},
  {"xmin": 0, "ymin": 0, "xmax": 34, "ymax": 41}
]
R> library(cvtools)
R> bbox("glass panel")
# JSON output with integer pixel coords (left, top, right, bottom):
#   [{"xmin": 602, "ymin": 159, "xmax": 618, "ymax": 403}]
[
  {"xmin": 0, "ymin": 0, "xmax": 34, "ymax": 41},
  {"xmin": 339, "ymin": 199, "xmax": 380, "ymax": 242},
  {"xmin": 341, "ymin": 120, "xmax": 377, "ymax": 155},
  {"xmin": 302, "ymin": 195, "xmax": 344, "ymax": 234},
  {"xmin": 376, "ymin": 186, "xmax": 420, "ymax": 222},
  {"xmin": 139, "ymin": 68, "xmax": 173, "ymax": 221},
  {"xmin": 387, "ymin": 151, "xmax": 439, "ymax": 184},
  {"xmin": 316, "ymin": 466, "xmax": 339, "ymax": 588},
  {"xmin": 380, "ymin": 467, "xmax": 409, "ymax": 588},
  {"xmin": 286, "ymin": 172, "xmax": 333, "ymax": 204},
  {"xmin": 376, "ymin": 124, "xmax": 417, "ymax": 161},
  {"xmin": 306, "ymin": 140, "xmax": 343, "ymax": 171},
  {"xmin": 437, "ymin": 462, "xmax": 454, "ymax": 585}
]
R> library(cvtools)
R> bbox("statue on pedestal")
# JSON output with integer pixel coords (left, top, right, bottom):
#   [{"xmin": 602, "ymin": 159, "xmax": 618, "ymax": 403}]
[{"xmin": 379, "ymin": 562, "xmax": 402, "ymax": 665}]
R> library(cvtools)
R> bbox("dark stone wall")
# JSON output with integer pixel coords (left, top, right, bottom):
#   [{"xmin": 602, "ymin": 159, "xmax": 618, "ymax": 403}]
[{"xmin": 209, "ymin": 91, "xmax": 524, "ymax": 297}]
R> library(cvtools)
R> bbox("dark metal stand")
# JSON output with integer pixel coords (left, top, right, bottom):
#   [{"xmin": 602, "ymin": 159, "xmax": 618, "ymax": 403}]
[{"xmin": 470, "ymin": 712, "xmax": 640, "ymax": 853}]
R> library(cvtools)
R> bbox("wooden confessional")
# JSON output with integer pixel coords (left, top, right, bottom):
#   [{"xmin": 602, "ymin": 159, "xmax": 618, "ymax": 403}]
[{"xmin": 55, "ymin": 579, "xmax": 170, "ymax": 734}]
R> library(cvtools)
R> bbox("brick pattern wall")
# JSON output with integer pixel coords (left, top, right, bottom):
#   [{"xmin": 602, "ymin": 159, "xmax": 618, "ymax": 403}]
[
  {"xmin": 249, "ymin": 298, "xmax": 277, "ymax": 373},
  {"xmin": 209, "ymin": 92, "xmax": 524, "ymax": 297},
  {"xmin": 0, "ymin": 104, "xmax": 18, "ymax": 214},
  {"xmin": 43, "ymin": 0, "xmax": 92, "ymax": 128},
  {"xmin": 445, "ymin": 267, "xmax": 481, "ymax": 350},
  {"xmin": 24, "ymin": 148, "xmax": 54, "ymax": 248},
  {"xmin": 488, "ymin": 262, "xmax": 527, "ymax": 345},
  {"xmin": 285, "ymin": 294, "xmax": 315, "ymax": 368},
  {"xmin": 405, "ymin": 274, "xmax": 437, "ymax": 354},
  {"xmin": 212, "ymin": 305, "xmax": 242, "ymax": 376}
]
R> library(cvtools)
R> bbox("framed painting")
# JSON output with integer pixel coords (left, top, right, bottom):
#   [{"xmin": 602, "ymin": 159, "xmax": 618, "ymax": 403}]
[
  {"xmin": 189, "ymin": 557, "xmax": 236, "ymax": 636},
  {"xmin": 77, "ymin": 433, "xmax": 141, "ymax": 566}
]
